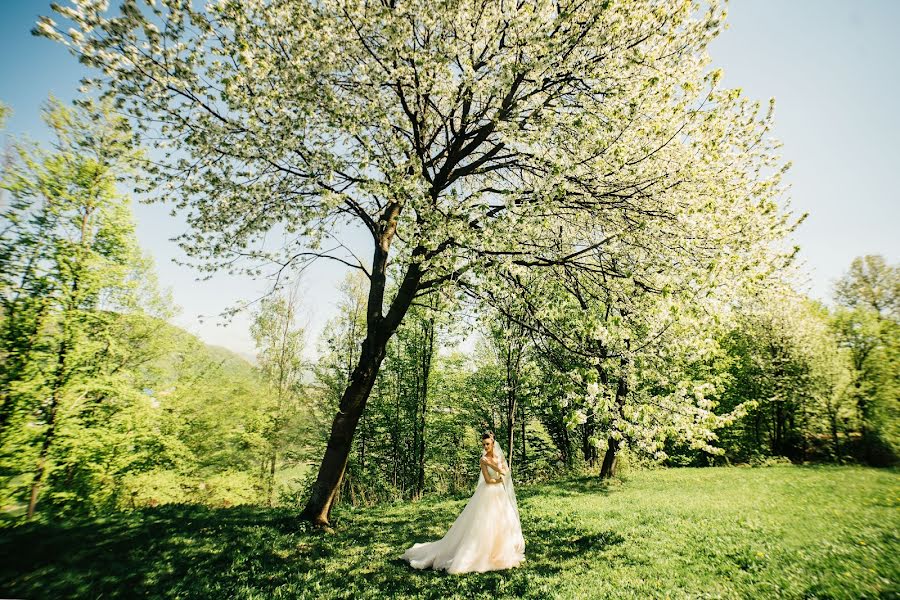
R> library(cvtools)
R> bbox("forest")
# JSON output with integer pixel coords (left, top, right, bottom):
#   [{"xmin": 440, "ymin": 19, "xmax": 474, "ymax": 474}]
[
  {"xmin": 0, "ymin": 1, "xmax": 898, "ymax": 597},
  {"xmin": 1, "ymin": 97, "xmax": 896, "ymax": 523}
]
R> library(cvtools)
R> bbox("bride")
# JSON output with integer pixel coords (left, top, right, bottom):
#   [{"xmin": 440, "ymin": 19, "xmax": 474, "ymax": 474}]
[{"xmin": 400, "ymin": 431, "xmax": 525, "ymax": 574}]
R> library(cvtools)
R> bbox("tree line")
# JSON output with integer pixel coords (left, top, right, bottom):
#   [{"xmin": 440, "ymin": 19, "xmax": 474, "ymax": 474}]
[
  {"xmin": 2, "ymin": 0, "xmax": 896, "ymax": 526},
  {"xmin": 1, "ymin": 100, "xmax": 896, "ymax": 524}
]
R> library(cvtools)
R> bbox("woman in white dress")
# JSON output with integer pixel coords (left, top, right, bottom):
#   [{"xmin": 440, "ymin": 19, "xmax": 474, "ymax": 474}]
[{"xmin": 400, "ymin": 431, "xmax": 526, "ymax": 574}]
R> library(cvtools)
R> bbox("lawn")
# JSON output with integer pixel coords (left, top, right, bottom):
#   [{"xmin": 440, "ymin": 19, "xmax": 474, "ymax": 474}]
[{"xmin": 1, "ymin": 465, "xmax": 897, "ymax": 599}]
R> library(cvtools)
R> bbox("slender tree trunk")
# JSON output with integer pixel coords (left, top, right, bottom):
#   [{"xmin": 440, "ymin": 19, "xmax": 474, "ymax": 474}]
[
  {"xmin": 520, "ymin": 401, "xmax": 527, "ymax": 477},
  {"xmin": 415, "ymin": 319, "xmax": 433, "ymax": 498},
  {"xmin": 857, "ymin": 382, "xmax": 868, "ymax": 440},
  {"xmin": 267, "ymin": 451, "xmax": 277, "ymax": 507},
  {"xmin": 506, "ymin": 395, "xmax": 516, "ymax": 469},
  {"xmin": 26, "ymin": 196, "xmax": 98, "ymax": 519},
  {"xmin": 303, "ymin": 209, "xmax": 406, "ymax": 523},
  {"xmin": 392, "ymin": 336, "xmax": 402, "ymax": 490},
  {"xmin": 28, "ymin": 274, "xmax": 85, "ymax": 520},
  {"xmin": 754, "ymin": 410, "xmax": 761, "ymax": 449},
  {"xmin": 582, "ymin": 415, "xmax": 599, "ymax": 466},
  {"xmin": 561, "ymin": 421, "xmax": 571, "ymax": 467},
  {"xmin": 600, "ymin": 338, "xmax": 630, "ymax": 480},
  {"xmin": 788, "ymin": 406, "xmax": 796, "ymax": 458},
  {"xmin": 411, "ymin": 331, "xmax": 420, "ymax": 495},
  {"xmin": 27, "ymin": 335, "xmax": 68, "ymax": 519},
  {"xmin": 504, "ymin": 332, "xmax": 523, "ymax": 469},
  {"xmin": 359, "ymin": 412, "xmax": 366, "ymax": 470},
  {"xmin": 830, "ymin": 413, "xmax": 841, "ymax": 462},
  {"xmin": 301, "ymin": 222, "xmax": 422, "ymax": 525},
  {"xmin": 773, "ymin": 403, "xmax": 779, "ymax": 455}
]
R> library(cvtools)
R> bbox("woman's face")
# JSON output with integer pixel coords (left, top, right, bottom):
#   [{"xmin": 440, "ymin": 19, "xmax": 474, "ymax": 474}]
[{"xmin": 482, "ymin": 437, "xmax": 493, "ymax": 453}]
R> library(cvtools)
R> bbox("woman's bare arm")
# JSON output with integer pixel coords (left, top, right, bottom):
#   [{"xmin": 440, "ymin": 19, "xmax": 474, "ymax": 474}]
[
  {"xmin": 480, "ymin": 457, "xmax": 505, "ymax": 483},
  {"xmin": 487, "ymin": 456, "xmax": 508, "ymax": 475}
]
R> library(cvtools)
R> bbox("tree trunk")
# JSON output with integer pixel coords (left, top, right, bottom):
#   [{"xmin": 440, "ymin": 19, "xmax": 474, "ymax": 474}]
[
  {"xmin": 301, "ymin": 200, "xmax": 424, "ymax": 525},
  {"xmin": 506, "ymin": 395, "xmax": 516, "ymax": 469},
  {"xmin": 300, "ymin": 336, "xmax": 387, "ymax": 526},
  {"xmin": 27, "ymin": 202, "xmax": 93, "ymax": 519},
  {"xmin": 582, "ymin": 415, "xmax": 599, "ymax": 466},
  {"xmin": 520, "ymin": 401, "xmax": 527, "ymax": 477},
  {"xmin": 267, "ymin": 451, "xmax": 277, "ymax": 507},
  {"xmin": 600, "ymin": 337, "xmax": 630, "ymax": 480},
  {"xmin": 27, "ymin": 335, "xmax": 68, "ymax": 519},
  {"xmin": 415, "ymin": 319, "xmax": 434, "ymax": 498},
  {"xmin": 600, "ymin": 436, "xmax": 619, "ymax": 479},
  {"xmin": 830, "ymin": 413, "xmax": 841, "ymax": 462},
  {"xmin": 359, "ymin": 412, "xmax": 366, "ymax": 470},
  {"xmin": 505, "ymin": 341, "xmax": 520, "ymax": 469},
  {"xmin": 392, "ymin": 335, "xmax": 402, "ymax": 490},
  {"xmin": 561, "ymin": 419, "xmax": 572, "ymax": 467},
  {"xmin": 857, "ymin": 382, "xmax": 868, "ymax": 440}
]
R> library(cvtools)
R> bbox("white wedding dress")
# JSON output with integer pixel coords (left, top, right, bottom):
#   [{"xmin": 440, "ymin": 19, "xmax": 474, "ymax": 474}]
[{"xmin": 400, "ymin": 442, "xmax": 525, "ymax": 574}]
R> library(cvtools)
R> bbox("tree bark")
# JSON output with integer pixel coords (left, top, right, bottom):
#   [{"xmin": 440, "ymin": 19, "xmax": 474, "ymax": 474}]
[
  {"xmin": 301, "ymin": 216, "xmax": 422, "ymax": 525},
  {"xmin": 300, "ymin": 335, "xmax": 388, "ymax": 526},
  {"xmin": 600, "ymin": 338, "xmax": 630, "ymax": 480},
  {"xmin": 599, "ymin": 436, "xmax": 619, "ymax": 479},
  {"xmin": 506, "ymin": 398, "xmax": 516, "ymax": 469},
  {"xmin": 582, "ymin": 415, "xmax": 599, "ymax": 466},
  {"xmin": 267, "ymin": 452, "xmax": 277, "ymax": 507},
  {"xmin": 829, "ymin": 413, "xmax": 841, "ymax": 462},
  {"xmin": 27, "ymin": 332, "xmax": 68, "ymax": 519},
  {"xmin": 503, "ymin": 323, "xmax": 524, "ymax": 469},
  {"xmin": 414, "ymin": 318, "xmax": 434, "ymax": 498},
  {"xmin": 520, "ymin": 400, "xmax": 527, "ymax": 477}
]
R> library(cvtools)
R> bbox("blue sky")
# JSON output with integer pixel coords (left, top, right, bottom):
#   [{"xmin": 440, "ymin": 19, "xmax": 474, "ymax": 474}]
[{"xmin": 1, "ymin": 0, "xmax": 898, "ymax": 359}]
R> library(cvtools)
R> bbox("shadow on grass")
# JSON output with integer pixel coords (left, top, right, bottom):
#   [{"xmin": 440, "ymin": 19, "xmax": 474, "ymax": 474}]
[
  {"xmin": 504, "ymin": 475, "xmax": 619, "ymax": 503},
  {"xmin": 2, "ymin": 505, "xmax": 310, "ymax": 599},
  {"xmin": 1, "ymin": 495, "xmax": 625, "ymax": 600}
]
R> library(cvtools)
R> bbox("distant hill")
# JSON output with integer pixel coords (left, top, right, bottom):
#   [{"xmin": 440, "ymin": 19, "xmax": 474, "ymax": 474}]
[
  {"xmin": 117, "ymin": 315, "xmax": 259, "ymax": 383},
  {"xmin": 204, "ymin": 344, "xmax": 257, "ymax": 371}
]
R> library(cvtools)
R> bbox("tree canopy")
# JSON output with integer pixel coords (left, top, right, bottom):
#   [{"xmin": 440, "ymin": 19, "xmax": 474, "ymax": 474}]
[{"xmin": 38, "ymin": 0, "xmax": 805, "ymax": 524}]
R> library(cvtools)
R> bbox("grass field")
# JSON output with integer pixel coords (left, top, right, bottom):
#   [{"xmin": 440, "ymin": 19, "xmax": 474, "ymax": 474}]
[{"xmin": 1, "ymin": 465, "xmax": 897, "ymax": 599}]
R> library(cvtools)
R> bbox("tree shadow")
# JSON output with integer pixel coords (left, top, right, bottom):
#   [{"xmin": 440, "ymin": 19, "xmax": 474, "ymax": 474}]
[
  {"xmin": 516, "ymin": 475, "xmax": 618, "ymax": 500},
  {"xmin": 521, "ymin": 521, "xmax": 625, "ymax": 577},
  {"xmin": 1, "ymin": 495, "xmax": 626, "ymax": 599},
  {"xmin": 1, "ymin": 505, "xmax": 315, "ymax": 599}
]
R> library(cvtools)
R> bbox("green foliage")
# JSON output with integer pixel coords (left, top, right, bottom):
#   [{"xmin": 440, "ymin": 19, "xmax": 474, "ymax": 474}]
[
  {"xmin": 831, "ymin": 255, "xmax": 900, "ymax": 465},
  {"xmin": 1, "ymin": 465, "xmax": 896, "ymax": 599},
  {"xmin": 3, "ymin": 0, "xmax": 892, "ymax": 540},
  {"xmin": 327, "ymin": 295, "xmax": 445, "ymax": 504},
  {"xmin": 0, "ymin": 97, "xmax": 171, "ymax": 519},
  {"xmin": 249, "ymin": 282, "xmax": 315, "ymax": 506},
  {"xmin": 39, "ymin": 0, "xmax": 811, "ymax": 515},
  {"xmin": 0, "ymin": 98, "xmax": 280, "ymax": 520},
  {"xmin": 310, "ymin": 272, "xmax": 566, "ymax": 507},
  {"xmin": 834, "ymin": 255, "xmax": 900, "ymax": 320},
  {"xmin": 702, "ymin": 291, "xmax": 854, "ymax": 464},
  {"xmin": 662, "ymin": 258, "xmax": 899, "ymax": 469}
]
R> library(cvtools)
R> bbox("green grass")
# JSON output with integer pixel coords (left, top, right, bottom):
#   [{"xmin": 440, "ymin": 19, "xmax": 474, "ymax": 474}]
[{"xmin": 1, "ymin": 465, "xmax": 897, "ymax": 599}]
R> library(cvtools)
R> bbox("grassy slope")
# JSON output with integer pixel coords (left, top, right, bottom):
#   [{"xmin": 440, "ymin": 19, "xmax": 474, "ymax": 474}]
[{"xmin": 1, "ymin": 465, "xmax": 897, "ymax": 599}]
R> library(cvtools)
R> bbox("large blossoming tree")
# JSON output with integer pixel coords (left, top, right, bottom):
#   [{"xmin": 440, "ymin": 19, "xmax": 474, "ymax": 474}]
[{"xmin": 40, "ymin": 0, "xmax": 796, "ymax": 525}]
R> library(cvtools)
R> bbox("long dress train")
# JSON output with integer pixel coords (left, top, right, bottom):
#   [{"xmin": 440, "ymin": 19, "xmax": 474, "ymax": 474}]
[{"xmin": 400, "ymin": 446, "xmax": 525, "ymax": 574}]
